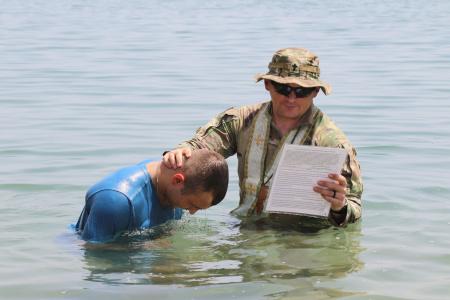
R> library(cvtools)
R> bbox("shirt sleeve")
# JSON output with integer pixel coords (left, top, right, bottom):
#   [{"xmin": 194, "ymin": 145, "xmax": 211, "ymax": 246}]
[
  {"xmin": 328, "ymin": 145, "xmax": 363, "ymax": 227},
  {"xmin": 177, "ymin": 107, "xmax": 241, "ymax": 159},
  {"xmin": 312, "ymin": 114, "xmax": 364, "ymax": 227}
]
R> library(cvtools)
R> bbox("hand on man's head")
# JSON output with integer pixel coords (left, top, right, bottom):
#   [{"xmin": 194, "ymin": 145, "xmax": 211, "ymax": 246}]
[{"xmin": 162, "ymin": 148, "xmax": 192, "ymax": 169}]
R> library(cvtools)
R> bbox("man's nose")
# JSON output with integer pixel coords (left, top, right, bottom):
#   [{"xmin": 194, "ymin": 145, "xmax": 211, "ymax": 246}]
[{"xmin": 287, "ymin": 90, "xmax": 297, "ymax": 100}]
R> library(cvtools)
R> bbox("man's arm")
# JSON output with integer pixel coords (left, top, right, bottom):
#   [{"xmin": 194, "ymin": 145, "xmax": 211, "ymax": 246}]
[
  {"xmin": 163, "ymin": 107, "xmax": 241, "ymax": 168},
  {"xmin": 312, "ymin": 147, "xmax": 362, "ymax": 226},
  {"xmin": 312, "ymin": 114, "xmax": 363, "ymax": 226},
  {"xmin": 334, "ymin": 146, "xmax": 363, "ymax": 225},
  {"xmin": 77, "ymin": 190, "xmax": 132, "ymax": 242}
]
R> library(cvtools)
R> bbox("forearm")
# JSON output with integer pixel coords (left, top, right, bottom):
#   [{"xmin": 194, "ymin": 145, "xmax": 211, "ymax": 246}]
[
  {"xmin": 177, "ymin": 136, "xmax": 235, "ymax": 159},
  {"xmin": 177, "ymin": 140, "xmax": 203, "ymax": 151},
  {"xmin": 329, "ymin": 194, "xmax": 361, "ymax": 226},
  {"xmin": 328, "ymin": 148, "xmax": 363, "ymax": 226},
  {"xmin": 175, "ymin": 109, "xmax": 240, "ymax": 158}
]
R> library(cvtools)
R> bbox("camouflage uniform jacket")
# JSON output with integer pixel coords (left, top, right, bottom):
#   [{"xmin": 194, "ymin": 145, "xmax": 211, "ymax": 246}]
[{"xmin": 178, "ymin": 101, "xmax": 363, "ymax": 227}]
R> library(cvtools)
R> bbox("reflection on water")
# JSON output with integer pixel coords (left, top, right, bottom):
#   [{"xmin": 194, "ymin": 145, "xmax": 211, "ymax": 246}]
[
  {"xmin": 2, "ymin": 0, "xmax": 450, "ymax": 298},
  {"xmin": 81, "ymin": 217, "xmax": 363, "ymax": 293}
]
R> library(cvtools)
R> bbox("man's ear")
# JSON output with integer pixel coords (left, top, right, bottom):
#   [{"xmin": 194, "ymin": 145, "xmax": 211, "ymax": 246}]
[
  {"xmin": 172, "ymin": 173, "xmax": 185, "ymax": 186},
  {"xmin": 264, "ymin": 79, "xmax": 271, "ymax": 91},
  {"xmin": 313, "ymin": 87, "xmax": 320, "ymax": 97}
]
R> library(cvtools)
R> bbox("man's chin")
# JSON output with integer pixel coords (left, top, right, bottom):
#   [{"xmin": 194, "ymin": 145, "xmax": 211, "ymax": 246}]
[{"xmin": 280, "ymin": 112, "xmax": 303, "ymax": 120}]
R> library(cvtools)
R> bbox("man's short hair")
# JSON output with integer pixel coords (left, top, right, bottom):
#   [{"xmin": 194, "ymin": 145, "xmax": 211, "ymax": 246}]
[{"xmin": 182, "ymin": 149, "xmax": 229, "ymax": 206}]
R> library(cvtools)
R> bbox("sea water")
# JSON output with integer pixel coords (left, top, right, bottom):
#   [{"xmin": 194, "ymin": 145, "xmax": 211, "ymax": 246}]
[{"xmin": 1, "ymin": 0, "xmax": 449, "ymax": 299}]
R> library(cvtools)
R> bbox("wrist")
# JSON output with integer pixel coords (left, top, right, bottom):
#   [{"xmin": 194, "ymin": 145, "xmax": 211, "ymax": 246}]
[{"xmin": 331, "ymin": 199, "xmax": 348, "ymax": 214}]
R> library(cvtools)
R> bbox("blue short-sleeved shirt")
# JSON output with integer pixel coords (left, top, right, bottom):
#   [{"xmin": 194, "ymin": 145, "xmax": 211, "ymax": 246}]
[{"xmin": 75, "ymin": 161, "xmax": 183, "ymax": 242}]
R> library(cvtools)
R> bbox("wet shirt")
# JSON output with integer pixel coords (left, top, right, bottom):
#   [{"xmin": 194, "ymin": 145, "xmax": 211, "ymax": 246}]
[
  {"xmin": 178, "ymin": 101, "xmax": 363, "ymax": 227},
  {"xmin": 75, "ymin": 161, "xmax": 183, "ymax": 242}
]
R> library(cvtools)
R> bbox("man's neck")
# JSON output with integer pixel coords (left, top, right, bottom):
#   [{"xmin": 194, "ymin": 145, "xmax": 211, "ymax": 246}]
[
  {"xmin": 146, "ymin": 161, "xmax": 168, "ymax": 206},
  {"xmin": 272, "ymin": 116, "xmax": 301, "ymax": 136}
]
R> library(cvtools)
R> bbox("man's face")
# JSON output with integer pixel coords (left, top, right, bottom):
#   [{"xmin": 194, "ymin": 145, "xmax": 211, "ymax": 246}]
[
  {"xmin": 265, "ymin": 80, "xmax": 318, "ymax": 122},
  {"xmin": 166, "ymin": 189, "xmax": 214, "ymax": 215}
]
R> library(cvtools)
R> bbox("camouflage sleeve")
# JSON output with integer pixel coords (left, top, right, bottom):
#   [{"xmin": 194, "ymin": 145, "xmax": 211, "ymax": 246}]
[
  {"xmin": 177, "ymin": 107, "xmax": 241, "ymax": 159},
  {"xmin": 328, "ymin": 144, "xmax": 363, "ymax": 226},
  {"xmin": 313, "ymin": 114, "xmax": 363, "ymax": 227}
]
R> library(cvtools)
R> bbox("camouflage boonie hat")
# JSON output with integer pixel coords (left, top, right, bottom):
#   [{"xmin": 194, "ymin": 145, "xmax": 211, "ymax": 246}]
[{"xmin": 255, "ymin": 48, "xmax": 331, "ymax": 95}]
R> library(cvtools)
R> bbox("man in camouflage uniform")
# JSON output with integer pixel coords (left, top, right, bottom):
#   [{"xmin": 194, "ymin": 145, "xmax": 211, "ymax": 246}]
[{"xmin": 163, "ymin": 48, "xmax": 363, "ymax": 227}]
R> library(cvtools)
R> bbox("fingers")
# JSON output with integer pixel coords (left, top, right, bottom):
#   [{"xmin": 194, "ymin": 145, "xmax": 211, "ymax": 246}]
[
  {"xmin": 174, "ymin": 152, "xmax": 183, "ymax": 168},
  {"xmin": 176, "ymin": 148, "xmax": 191, "ymax": 167},
  {"xmin": 313, "ymin": 173, "xmax": 348, "ymax": 211},
  {"xmin": 182, "ymin": 148, "xmax": 192, "ymax": 157},
  {"xmin": 162, "ymin": 148, "xmax": 192, "ymax": 169},
  {"xmin": 324, "ymin": 195, "xmax": 347, "ymax": 212},
  {"xmin": 315, "ymin": 180, "xmax": 346, "ymax": 195},
  {"xmin": 313, "ymin": 184, "xmax": 346, "ymax": 211},
  {"xmin": 163, "ymin": 153, "xmax": 175, "ymax": 169},
  {"xmin": 313, "ymin": 185, "xmax": 345, "ymax": 201},
  {"xmin": 329, "ymin": 173, "xmax": 347, "ymax": 186}
]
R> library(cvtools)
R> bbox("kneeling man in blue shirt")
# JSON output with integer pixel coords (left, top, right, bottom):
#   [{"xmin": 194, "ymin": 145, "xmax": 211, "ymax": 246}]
[{"xmin": 75, "ymin": 149, "xmax": 228, "ymax": 242}]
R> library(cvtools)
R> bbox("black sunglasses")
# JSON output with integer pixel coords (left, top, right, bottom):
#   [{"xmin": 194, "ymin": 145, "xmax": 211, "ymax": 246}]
[{"xmin": 271, "ymin": 81, "xmax": 316, "ymax": 98}]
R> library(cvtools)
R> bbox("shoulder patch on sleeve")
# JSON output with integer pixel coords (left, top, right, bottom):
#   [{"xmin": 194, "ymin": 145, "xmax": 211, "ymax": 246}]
[
  {"xmin": 195, "ymin": 107, "xmax": 238, "ymax": 134},
  {"xmin": 220, "ymin": 107, "xmax": 240, "ymax": 121}
]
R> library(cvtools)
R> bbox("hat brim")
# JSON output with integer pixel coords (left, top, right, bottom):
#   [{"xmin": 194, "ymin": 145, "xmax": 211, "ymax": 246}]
[{"xmin": 255, "ymin": 73, "xmax": 332, "ymax": 95}]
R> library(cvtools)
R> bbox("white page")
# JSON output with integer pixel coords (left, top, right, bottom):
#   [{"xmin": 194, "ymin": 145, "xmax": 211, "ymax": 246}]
[{"xmin": 264, "ymin": 145, "xmax": 347, "ymax": 218}]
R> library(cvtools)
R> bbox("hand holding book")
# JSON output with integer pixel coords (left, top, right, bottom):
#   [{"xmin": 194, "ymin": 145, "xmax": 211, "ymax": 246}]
[{"xmin": 264, "ymin": 145, "xmax": 347, "ymax": 218}]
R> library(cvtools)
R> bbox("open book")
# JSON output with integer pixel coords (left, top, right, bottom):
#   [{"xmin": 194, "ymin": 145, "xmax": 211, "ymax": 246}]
[{"xmin": 264, "ymin": 144, "xmax": 347, "ymax": 218}]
